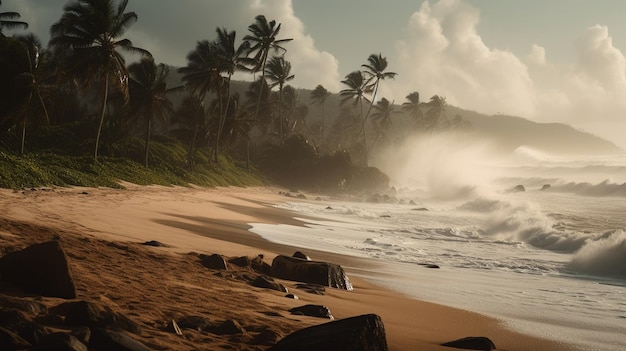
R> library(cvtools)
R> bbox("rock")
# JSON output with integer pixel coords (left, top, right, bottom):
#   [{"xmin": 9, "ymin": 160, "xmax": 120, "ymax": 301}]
[
  {"xmin": 62, "ymin": 301, "xmax": 141, "ymax": 334},
  {"xmin": 269, "ymin": 314, "xmax": 387, "ymax": 351},
  {"xmin": 541, "ymin": 184, "xmax": 551, "ymax": 191},
  {"xmin": 200, "ymin": 254, "xmax": 228, "ymax": 270},
  {"xmin": 412, "ymin": 207, "xmax": 429, "ymax": 211},
  {"xmin": 419, "ymin": 263, "xmax": 440, "ymax": 269},
  {"xmin": 0, "ymin": 241, "xmax": 77, "ymax": 299},
  {"xmin": 295, "ymin": 283, "xmax": 326, "ymax": 295},
  {"xmin": 251, "ymin": 328, "xmax": 283, "ymax": 346},
  {"xmin": 70, "ymin": 327, "xmax": 90, "ymax": 345},
  {"xmin": 325, "ymin": 206, "xmax": 333, "ymax": 210},
  {"xmin": 292, "ymin": 251, "xmax": 311, "ymax": 261},
  {"xmin": 176, "ymin": 315, "xmax": 210, "ymax": 332},
  {"xmin": 165, "ymin": 320, "xmax": 182, "ymax": 336},
  {"xmin": 285, "ymin": 294, "xmax": 299, "ymax": 299},
  {"xmin": 0, "ymin": 295, "xmax": 48, "ymax": 315},
  {"xmin": 441, "ymin": 336, "xmax": 496, "ymax": 350},
  {"xmin": 228, "ymin": 256, "xmax": 251, "ymax": 268},
  {"xmin": 0, "ymin": 309, "xmax": 48, "ymax": 346},
  {"xmin": 289, "ymin": 305, "xmax": 333, "ymax": 319},
  {"xmin": 251, "ymin": 254, "xmax": 271, "ymax": 275},
  {"xmin": 0, "ymin": 326, "xmax": 31, "ymax": 351},
  {"xmin": 509, "ymin": 184, "xmax": 526, "ymax": 193},
  {"xmin": 251, "ymin": 276, "xmax": 288, "ymax": 292},
  {"xmin": 296, "ymin": 194, "xmax": 307, "ymax": 200},
  {"xmin": 37, "ymin": 332, "xmax": 88, "ymax": 351},
  {"xmin": 214, "ymin": 319, "xmax": 245, "ymax": 335},
  {"xmin": 270, "ymin": 255, "xmax": 353, "ymax": 291},
  {"xmin": 89, "ymin": 328, "xmax": 151, "ymax": 351},
  {"xmin": 141, "ymin": 240, "xmax": 167, "ymax": 247}
]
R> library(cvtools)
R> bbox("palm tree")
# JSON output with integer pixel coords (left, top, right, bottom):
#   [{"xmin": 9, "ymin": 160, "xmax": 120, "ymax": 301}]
[
  {"xmin": 0, "ymin": 0, "xmax": 28, "ymax": 36},
  {"xmin": 243, "ymin": 15, "xmax": 292, "ymax": 122},
  {"xmin": 213, "ymin": 27, "xmax": 253, "ymax": 162},
  {"xmin": 128, "ymin": 57, "xmax": 182, "ymax": 167},
  {"xmin": 49, "ymin": 0, "xmax": 150, "ymax": 161},
  {"xmin": 340, "ymin": 70, "xmax": 370, "ymax": 163},
  {"xmin": 310, "ymin": 84, "xmax": 331, "ymax": 147},
  {"xmin": 370, "ymin": 97, "xmax": 395, "ymax": 152},
  {"xmin": 12, "ymin": 33, "xmax": 50, "ymax": 155},
  {"xmin": 171, "ymin": 95, "xmax": 207, "ymax": 169},
  {"xmin": 424, "ymin": 95, "xmax": 447, "ymax": 132},
  {"xmin": 402, "ymin": 91, "xmax": 425, "ymax": 129},
  {"xmin": 264, "ymin": 55, "xmax": 294, "ymax": 142}
]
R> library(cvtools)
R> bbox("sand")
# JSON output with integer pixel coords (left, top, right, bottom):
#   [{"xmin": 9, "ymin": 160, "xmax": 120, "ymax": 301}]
[{"xmin": 0, "ymin": 184, "xmax": 578, "ymax": 350}]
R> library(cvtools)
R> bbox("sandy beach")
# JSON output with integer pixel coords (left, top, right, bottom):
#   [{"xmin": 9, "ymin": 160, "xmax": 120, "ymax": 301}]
[{"xmin": 0, "ymin": 185, "xmax": 578, "ymax": 350}]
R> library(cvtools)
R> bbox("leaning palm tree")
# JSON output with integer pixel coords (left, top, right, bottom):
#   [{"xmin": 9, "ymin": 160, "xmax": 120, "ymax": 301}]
[
  {"xmin": 264, "ymin": 55, "xmax": 294, "ymax": 142},
  {"xmin": 340, "ymin": 70, "xmax": 371, "ymax": 164},
  {"xmin": 402, "ymin": 91, "xmax": 425, "ymax": 129},
  {"xmin": 424, "ymin": 94, "xmax": 447, "ymax": 132},
  {"xmin": 310, "ymin": 84, "xmax": 331, "ymax": 147},
  {"xmin": 359, "ymin": 53, "xmax": 397, "ymax": 158},
  {"xmin": 213, "ymin": 27, "xmax": 253, "ymax": 162},
  {"xmin": 243, "ymin": 15, "xmax": 292, "ymax": 122},
  {"xmin": 128, "ymin": 57, "xmax": 182, "ymax": 167},
  {"xmin": 49, "ymin": 0, "xmax": 150, "ymax": 161},
  {"xmin": 0, "ymin": 0, "xmax": 28, "ymax": 36}
]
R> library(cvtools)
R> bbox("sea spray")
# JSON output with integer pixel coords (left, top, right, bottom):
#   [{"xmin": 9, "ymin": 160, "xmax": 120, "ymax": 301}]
[{"xmin": 568, "ymin": 229, "xmax": 626, "ymax": 278}]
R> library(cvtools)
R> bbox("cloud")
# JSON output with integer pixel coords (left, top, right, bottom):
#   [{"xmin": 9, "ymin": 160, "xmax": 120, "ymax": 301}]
[{"xmin": 388, "ymin": 0, "xmax": 626, "ymax": 149}]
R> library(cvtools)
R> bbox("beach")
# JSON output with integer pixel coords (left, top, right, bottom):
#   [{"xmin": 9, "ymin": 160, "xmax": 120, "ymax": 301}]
[{"xmin": 0, "ymin": 185, "xmax": 577, "ymax": 350}]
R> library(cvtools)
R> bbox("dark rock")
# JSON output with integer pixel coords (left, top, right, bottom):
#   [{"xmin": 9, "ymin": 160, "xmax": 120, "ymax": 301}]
[
  {"xmin": 441, "ymin": 336, "xmax": 496, "ymax": 350},
  {"xmin": 296, "ymin": 194, "xmax": 307, "ymax": 200},
  {"xmin": 63, "ymin": 301, "xmax": 141, "ymax": 334},
  {"xmin": 325, "ymin": 206, "xmax": 333, "ymax": 210},
  {"xmin": 270, "ymin": 255, "xmax": 353, "ymax": 291},
  {"xmin": 380, "ymin": 215, "xmax": 391, "ymax": 218},
  {"xmin": 176, "ymin": 315, "xmax": 210, "ymax": 332},
  {"xmin": 0, "ymin": 295, "xmax": 48, "ymax": 315},
  {"xmin": 165, "ymin": 320, "xmax": 182, "ymax": 336},
  {"xmin": 251, "ymin": 328, "xmax": 283, "ymax": 346},
  {"xmin": 228, "ymin": 256, "xmax": 251, "ymax": 268},
  {"xmin": 70, "ymin": 327, "xmax": 90, "ymax": 345},
  {"xmin": 200, "ymin": 254, "xmax": 228, "ymax": 270},
  {"xmin": 541, "ymin": 184, "xmax": 551, "ymax": 191},
  {"xmin": 251, "ymin": 254, "xmax": 271, "ymax": 275},
  {"xmin": 269, "ymin": 314, "xmax": 387, "ymax": 351},
  {"xmin": 0, "ymin": 241, "xmax": 77, "ymax": 299},
  {"xmin": 419, "ymin": 263, "xmax": 440, "ymax": 269},
  {"xmin": 89, "ymin": 328, "xmax": 151, "ymax": 351},
  {"xmin": 285, "ymin": 294, "xmax": 299, "ymax": 299},
  {"xmin": 141, "ymin": 240, "xmax": 167, "ymax": 247},
  {"xmin": 0, "ymin": 326, "xmax": 31, "ymax": 351},
  {"xmin": 213, "ymin": 319, "xmax": 245, "ymax": 335},
  {"xmin": 412, "ymin": 207, "xmax": 429, "ymax": 211},
  {"xmin": 0, "ymin": 309, "xmax": 48, "ymax": 345},
  {"xmin": 289, "ymin": 305, "xmax": 333, "ymax": 319},
  {"xmin": 292, "ymin": 251, "xmax": 311, "ymax": 261},
  {"xmin": 37, "ymin": 332, "xmax": 88, "ymax": 351},
  {"xmin": 295, "ymin": 283, "xmax": 326, "ymax": 295},
  {"xmin": 251, "ymin": 276, "xmax": 288, "ymax": 293},
  {"xmin": 509, "ymin": 185, "xmax": 526, "ymax": 193}
]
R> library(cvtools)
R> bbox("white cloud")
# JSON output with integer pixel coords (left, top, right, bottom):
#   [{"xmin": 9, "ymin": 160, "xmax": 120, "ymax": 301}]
[{"xmin": 388, "ymin": 0, "xmax": 626, "ymax": 149}]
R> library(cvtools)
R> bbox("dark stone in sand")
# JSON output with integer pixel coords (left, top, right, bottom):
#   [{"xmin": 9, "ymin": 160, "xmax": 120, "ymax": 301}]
[
  {"xmin": 141, "ymin": 240, "xmax": 168, "ymax": 247},
  {"xmin": 419, "ymin": 263, "xmax": 440, "ymax": 269},
  {"xmin": 441, "ymin": 336, "xmax": 496, "ymax": 350},
  {"xmin": 269, "ymin": 314, "xmax": 388, "ymax": 351},
  {"xmin": 0, "ymin": 241, "xmax": 77, "ymax": 299},
  {"xmin": 285, "ymin": 293, "xmax": 299, "ymax": 299},
  {"xmin": 165, "ymin": 319, "xmax": 182, "ymax": 336},
  {"xmin": 270, "ymin": 255, "xmax": 353, "ymax": 291},
  {"xmin": 62, "ymin": 301, "xmax": 141, "ymax": 334},
  {"xmin": 251, "ymin": 254, "xmax": 271, "ymax": 275},
  {"xmin": 252, "ymin": 328, "xmax": 284, "ymax": 346},
  {"xmin": 37, "ymin": 332, "xmax": 88, "ymax": 351},
  {"xmin": 380, "ymin": 215, "xmax": 391, "ymax": 218},
  {"xmin": 214, "ymin": 319, "xmax": 246, "ymax": 335},
  {"xmin": 0, "ymin": 326, "xmax": 32, "ymax": 350},
  {"xmin": 89, "ymin": 328, "xmax": 151, "ymax": 351},
  {"xmin": 176, "ymin": 315, "xmax": 210, "ymax": 332},
  {"xmin": 289, "ymin": 305, "xmax": 333, "ymax": 319},
  {"xmin": 200, "ymin": 254, "xmax": 228, "ymax": 270},
  {"xmin": 412, "ymin": 207, "xmax": 429, "ymax": 211},
  {"xmin": 295, "ymin": 283, "xmax": 326, "ymax": 295},
  {"xmin": 251, "ymin": 276, "xmax": 288, "ymax": 292},
  {"xmin": 228, "ymin": 256, "xmax": 251, "ymax": 268},
  {"xmin": 292, "ymin": 251, "xmax": 311, "ymax": 261},
  {"xmin": 325, "ymin": 206, "xmax": 333, "ymax": 210}
]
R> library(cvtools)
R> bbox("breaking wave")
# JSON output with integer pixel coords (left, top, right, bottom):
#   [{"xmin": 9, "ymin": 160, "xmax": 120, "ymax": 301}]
[{"xmin": 568, "ymin": 230, "xmax": 626, "ymax": 278}]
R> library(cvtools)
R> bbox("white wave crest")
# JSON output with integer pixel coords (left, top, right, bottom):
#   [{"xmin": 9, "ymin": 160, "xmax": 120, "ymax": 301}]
[{"xmin": 568, "ymin": 230, "xmax": 626, "ymax": 278}]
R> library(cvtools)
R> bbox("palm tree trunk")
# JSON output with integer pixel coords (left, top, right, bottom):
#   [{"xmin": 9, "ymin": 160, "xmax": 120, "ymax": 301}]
[
  {"xmin": 279, "ymin": 83, "xmax": 284, "ymax": 143},
  {"xmin": 94, "ymin": 73, "xmax": 109, "ymax": 162},
  {"xmin": 253, "ymin": 55, "xmax": 268, "ymax": 122},
  {"xmin": 20, "ymin": 121, "xmax": 26, "ymax": 155},
  {"xmin": 144, "ymin": 119, "xmax": 151, "ymax": 167}
]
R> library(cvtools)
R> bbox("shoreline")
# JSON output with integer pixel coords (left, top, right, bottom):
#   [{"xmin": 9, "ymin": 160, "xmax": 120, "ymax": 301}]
[{"xmin": 0, "ymin": 185, "xmax": 579, "ymax": 350}]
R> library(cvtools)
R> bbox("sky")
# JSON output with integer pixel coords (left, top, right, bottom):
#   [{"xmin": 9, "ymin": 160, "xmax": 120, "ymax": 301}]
[{"xmin": 4, "ymin": 0, "xmax": 626, "ymax": 150}]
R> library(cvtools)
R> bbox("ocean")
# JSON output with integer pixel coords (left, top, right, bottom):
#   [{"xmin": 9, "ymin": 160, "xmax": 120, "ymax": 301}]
[{"xmin": 250, "ymin": 140, "xmax": 626, "ymax": 351}]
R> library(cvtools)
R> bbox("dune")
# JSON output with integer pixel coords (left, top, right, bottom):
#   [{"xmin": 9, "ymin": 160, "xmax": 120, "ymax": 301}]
[{"xmin": 0, "ymin": 184, "xmax": 576, "ymax": 350}]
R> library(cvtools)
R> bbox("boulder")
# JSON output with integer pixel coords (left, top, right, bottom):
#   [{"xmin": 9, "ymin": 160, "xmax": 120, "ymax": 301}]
[
  {"xmin": 0, "ymin": 241, "xmax": 77, "ymax": 299},
  {"xmin": 37, "ymin": 332, "xmax": 88, "ymax": 351},
  {"xmin": 200, "ymin": 254, "xmax": 228, "ymax": 270},
  {"xmin": 62, "ymin": 301, "xmax": 141, "ymax": 335},
  {"xmin": 89, "ymin": 328, "xmax": 151, "ymax": 351},
  {"xmin": 509, "ymin": 185, "xmax": 526, "ymax": 193},
  {"xmin": 292, "ymin": 251, "xmax": 311, "ymax": 261},
  {"xmin": 270, "ymin": 255, "xmax": 353, "ymax": 291},
  {"xmin": 176, "ymin": 315, "xmax": 211, "ymax": 332},
  {"xmin": 251, "ymin": 276, "xmax": 288, "ymax": 292},
  {"xmin": 251, "ymin": 254, "xmax": 271, "ymax": 274},
  {"xmin": 228, "ymin": 256, "xmax": 251, "ymax": 268},
  {"xmin": 269, "ymin": 314, "xmax": 388, "ymax": 351},
  {"xmin": 441, "ymin": 336, "xmax": 496, "ymax": 350},
  {"xmin": 289, "ymin": 305, "xmax": 333, "ymax": 319}
]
